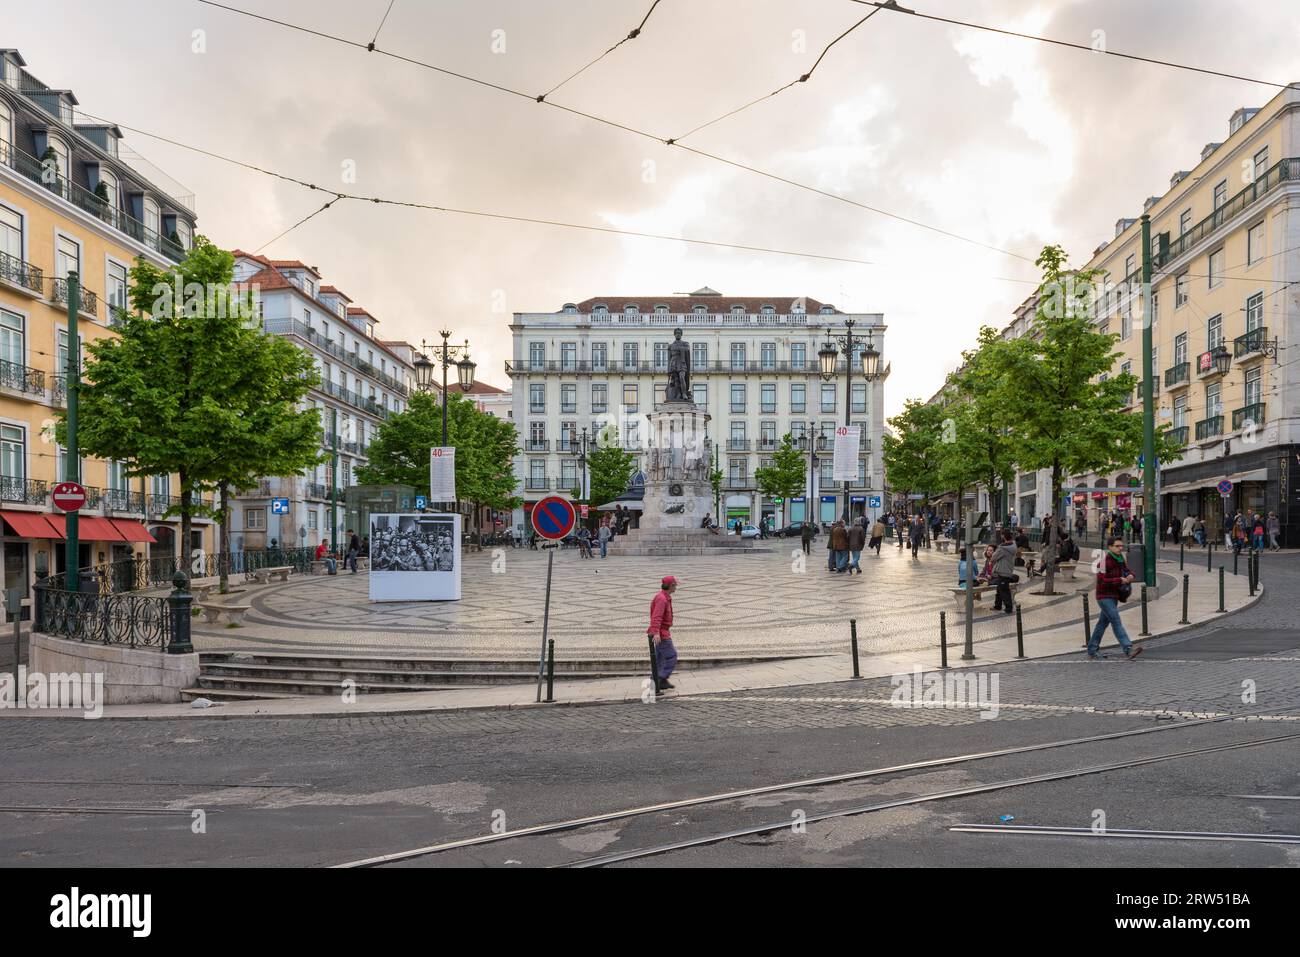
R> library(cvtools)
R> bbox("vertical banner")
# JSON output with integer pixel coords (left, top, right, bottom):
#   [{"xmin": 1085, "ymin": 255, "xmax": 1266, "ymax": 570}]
[
  {"xmin": 429, "ymin": 447, "xmax": 456, "ymax": 502},
  {"xmin": 368, "ymin": 513, "xmax": 461, "ymax": 601},
  {"xmin": 831, "ymin": 425, "xmax": 860, "ymax": 482}
]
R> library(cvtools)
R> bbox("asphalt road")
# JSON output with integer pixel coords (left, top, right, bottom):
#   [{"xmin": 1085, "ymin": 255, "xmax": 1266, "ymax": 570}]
[{"xmin": 1, "ymin": 547, "xmax": 1298, "ymax": 868}]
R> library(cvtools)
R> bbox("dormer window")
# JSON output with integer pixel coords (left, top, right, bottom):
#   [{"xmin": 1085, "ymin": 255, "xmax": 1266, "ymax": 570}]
[
  {"xmin": 143, "ymin": 197, "xmax": 160, "ymax": 239},
  {"xmin": 694, "ymin": 305, "xmax": 707, "ymax": 315},
  {"xmin": 731, "ymin": 304, "xmax": 745, "ymax": 315},
  {"xmin": 654, "ymin": 304, "xmax": 668, "ymax": 315},
  {"xmin": 760, "ymin": 304, "xmax": 775, "ymax": 315},
  {"xmin": 819, "ymin": 305, "xmax": 835, "ymax": 315},
  {"xmin": 593, "ymin": 303, "xmax": 608, "ymax": 314},
  {"xmin": 562, "ymin": 303, "xmax": 578, "ymax": 314},
  {"xmin": 97, "ymin": 169, "xmax": 118, "ymax": 211},
  {"xmin": 624, "ymin": 304, "xmax": 639, "ymax": 315}
]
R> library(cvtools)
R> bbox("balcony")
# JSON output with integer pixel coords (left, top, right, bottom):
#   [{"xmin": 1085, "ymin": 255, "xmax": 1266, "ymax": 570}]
[
  {"xmin": 321, "ymin": 379, "xmax": 390, "ymax": 419},
  {"xmin": 147, "ymin": 494, "xmax": 173, "ymax": 518},
  {"xmin": 505, "ymin": 358, "xmax": 860, "ymax": 376},
  {"xmin": 0, "ymin": 359, "xmax": 45, "ymax": 396},
  {"xmin": 1195, "ymin": 415, "xmax": 1224, "ymax": 441},
  {"xmin": 50, "ymin": 277, "xmax": 98, "ymax": 319},
  {"xmin": 0, "ymin": 140, "xmax": 186, "ymax": 262},
  {"xmin": 526, "ymin": 477, "xmax": 553, "ymax": 491},
  {"xmin": 305, "ymin": 482, "xmax": 333, "ymax": 500},
  {"xmin": 0, "ymin": 476, "xmax": 47, "ymax": 505},
  {"xmin": 524, "ymin": 439, "xmax": 550, "ymax": 452},
  {"xmin": 1163, "ymin": 362, "xmax": 1190, "ymax": 389},
  {"xmin": 756, "ymin": 439, "xmax": 778, "ymax": 452},
  {"xmin": 103, "ymin": 488, "xmax": 145, "ymax": 513},
  {"xmin": 238, "ymin": 480, "xmax": 273, "ymax": 498},
  {"xmin": 1194, "ymin": 349, "xmax": 1227, "ymax": 379},
  {"xmin": 1234, "ymin": 327, "xmax": 1269, "ymax": 360},
  {"xmin": 262, "ymin": 318, "xmax": 410, "ymax": 395},
  {"xmin": 1169, "ymin": 425, "xmax": 1189, "ymax": 448},
  {"xmin": 726, "ymin": 439, "xmax": 751, "ymax": 451},
  {"xmin": 726, "ymin": 477, "xmax": 750, "ymax": 489},
  {"xmin": 1232, "ymin": 402, "xmax": 1265, "ymax": 431},
  {"xmin": 0, "ymin": 250, "xmax": 42, "ymax": 295}
]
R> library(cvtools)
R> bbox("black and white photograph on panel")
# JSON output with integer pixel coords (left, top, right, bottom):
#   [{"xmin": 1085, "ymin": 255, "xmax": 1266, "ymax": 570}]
[{"xmin": 368, "ymin": 513, "xmax": 462, "ymax": 602}]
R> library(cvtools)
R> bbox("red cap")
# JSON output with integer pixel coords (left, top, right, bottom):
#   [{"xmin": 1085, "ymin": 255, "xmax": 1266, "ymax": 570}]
[{"xmin": 661, "ymin": 575, "xmax": 678, "ymax": 587}]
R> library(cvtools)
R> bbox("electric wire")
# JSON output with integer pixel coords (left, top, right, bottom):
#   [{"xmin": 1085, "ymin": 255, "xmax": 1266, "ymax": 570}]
[
  {"xmin": 541, "ymin": 0, "xmax": 662, "ymax": 99},
  {"xmin": 368, "ymin": 0, "xmax": 397, "ymax": 49}
]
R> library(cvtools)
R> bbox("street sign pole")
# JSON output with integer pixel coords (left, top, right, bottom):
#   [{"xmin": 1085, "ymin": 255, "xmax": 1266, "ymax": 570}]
[
  {"xmin": 65, "ymin": 272, "xmax": 80, "ymax": 592},
  {"xmin": 534, "ymin": 548, "xmax": 554, "ymax": 703},
  {"xmin": 330, "ymin": 408, "xmax": 339, "ymax": 557},
  {"xmin": 1140, "ymin": 214, "xmax": 1157, "ymax": 587},
  {"xmin": 963, "ymin": 508, "xmax": 976, "ymax": 660}
]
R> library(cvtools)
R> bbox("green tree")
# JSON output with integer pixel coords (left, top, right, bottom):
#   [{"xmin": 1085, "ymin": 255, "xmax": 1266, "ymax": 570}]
[
  {"xmin": 995, "ymin": 244, "xmax": 1182, "ymax": 593},
  {"xmin": 882, "ymin": 399, "xmax": 951, "ymax": 509},
  {"xmin": 60, "ymin": 237, "xmax": 319, "ymax": 570},
  {"xmin": 755, "ymin": 433, "xmax": 807, "ymax": 523},
  {"xmin": 586, "ymin": 440, "xmax": 636, "ymax": 519}
]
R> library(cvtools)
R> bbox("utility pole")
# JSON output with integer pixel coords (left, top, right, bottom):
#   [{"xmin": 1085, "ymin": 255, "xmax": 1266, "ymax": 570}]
[
  {"xmin": 1140, "ymin": 214, "xmax": 1157, "ymax": 587},
  {"xmin": 841, "ymin": 322, "xmax": 855, "ymax": 523},
  {"xmin": 65, "ymin": 272, "xmax": 80, "ymax": 591},
  {"xmin": 330, "ymin": 407, "xmax": 339, "ymax": 557}
]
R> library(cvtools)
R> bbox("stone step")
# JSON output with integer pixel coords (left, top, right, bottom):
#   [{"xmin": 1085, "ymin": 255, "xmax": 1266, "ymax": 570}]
[
  {"xmin": 180, "ymin": 687, "xmax": 307, "ymax": 702},
  {"xmin": 200, "ymin": 661, "xmax": 645, "ymax": 686},
  {"xmin": 198, "ymin": 652, "xmax": 786, "ymax": 672}
]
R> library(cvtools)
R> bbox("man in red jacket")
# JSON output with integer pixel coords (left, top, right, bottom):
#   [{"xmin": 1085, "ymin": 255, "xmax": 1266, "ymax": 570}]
[
  {"xmin": 1088, "ymin": 538, "xmax": 1143, "ymax": 660},
  {"xmin": 648, "ymin": 575, "xmax": 679, "ymax": 692}
]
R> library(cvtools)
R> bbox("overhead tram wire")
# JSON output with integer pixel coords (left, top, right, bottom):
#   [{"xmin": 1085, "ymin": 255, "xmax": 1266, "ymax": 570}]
[
  {"xmin": 367, "ymin": 0, "xmax": 397, "ymax": 50},
  {"xmin": 192, "ymin": 0, "xmax": 1037, "ymax": 265},
  {"xmin": 540, "ymin": 0, "xmax": 662, "ymax": 100},
  {"xmin": 254, "ymin": 194, "xmax": 345, "ymax": 254},
  {"xmin": 673, "ymin": 5, "xmax": 884, "ymax": 143},
  {"xmin": 847, "ymin": 0, "xmax": 1291, "ymax": 90}
]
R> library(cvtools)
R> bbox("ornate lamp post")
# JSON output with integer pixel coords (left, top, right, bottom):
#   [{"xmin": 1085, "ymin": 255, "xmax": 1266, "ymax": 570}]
[
  {"xmin": 818, "ymin": 320, "xmax": 881, "ymax": 522},
  {"xmin": 568, "ymin": 427, "xmax": 591, "ymax": 503},
  {"xmin": 418, "ymin": 331, "xmax": 477, "ymax": 446}
]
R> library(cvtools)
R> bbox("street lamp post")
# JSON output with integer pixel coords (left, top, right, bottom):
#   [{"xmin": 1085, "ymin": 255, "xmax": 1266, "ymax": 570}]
[
  {"xmin": 417, "ymin": 332, "xmax": 476, "ymax": 510},
  {"xmin": 818, "ymin": 320, "xmax": 881, "ymax": 523},
  {"xmin": 568, "ymin": 427, "xmax": 591, "ymax": 504}
]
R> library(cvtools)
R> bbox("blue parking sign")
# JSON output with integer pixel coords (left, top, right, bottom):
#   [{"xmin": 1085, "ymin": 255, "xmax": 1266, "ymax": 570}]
[
  {"xmin": 415, "ymin": 495, "xmax": 428, "ymax": 510},
  {"xmin": 868, "ymin": 495, "xmax": 882, "ymax": 508},
  {"xmin": 271, "ymin": 497, "xmax": 290, "ymax": 514}
]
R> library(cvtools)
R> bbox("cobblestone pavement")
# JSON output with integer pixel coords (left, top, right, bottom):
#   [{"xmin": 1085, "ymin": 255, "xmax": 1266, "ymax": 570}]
[{"xmin": 191, "ymin": 542, "xmax": 1184, "ymax": 659}]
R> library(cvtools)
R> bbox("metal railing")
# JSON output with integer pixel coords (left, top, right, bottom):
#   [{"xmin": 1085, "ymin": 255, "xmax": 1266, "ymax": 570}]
[
  {"xmin": 1195, "ymin": 415, "xmax": 1224, "ymax": 440},
  {"xmin": 262, "ymin": 317, "xmax": 409, "ymax": 395},
  {"xmin": 506, "ymin": 358, "xmax": 857, "ymax": 375},
  {"xmin": 0, "ymin": 250, "xmax": 42, "ymax": 293},
  {"xmin": 1232, "ymin": 402, "xmax": 1265, "ymax": 430},
  {"xmin": 305, "ymin": 482, "xmax": 333, "ymax": 500},
  {"xmin": 526, "ymin": 477, "xmax": 553, "ymax": 490},
  {"xmin": 1164, "ymin": 362, "xmax": 1190, "ymax": 387},
  {"xmin": 524, "ymin": 439, "xmax": 550, "ymax": 451},
  {"xmin": 0, "ymin": 475, "xmax": 47, "ymax": 505},
  {"xmin": 50, "ymin": 277, "xmax": 99, "ymax": 318},
  {"xmin": 1234, "ymin": 327, "xmax": 1269, "ymax": 357},
  {"xmin": 33, "ymin": 579, "xmax": 175, "ymax": 650},
  {"xmin": 0, "ymin": 358, "xmax": 45, "ymax": 395},
  {"xmin": 1169, "ymin": 425, "xmax": 1189, "ymax": 447},
  {"xmin": 103, "ymin": 488, "xmax": 145, "ymax": 512},
  {"xmin": 726, "ymin": 439, "xmax": 751, "ymax": 450}
]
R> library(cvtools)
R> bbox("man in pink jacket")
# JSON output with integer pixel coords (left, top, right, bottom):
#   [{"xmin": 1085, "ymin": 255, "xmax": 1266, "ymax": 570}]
[{"xmin": 648, "ymin": 575, "xmax": 679, "ymax": 692}]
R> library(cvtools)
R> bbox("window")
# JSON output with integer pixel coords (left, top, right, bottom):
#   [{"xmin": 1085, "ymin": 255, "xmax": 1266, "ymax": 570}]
[
  {"xmin": 246, "ymin": 508, "xmax": 266, "ymax": 530},
  {"xmin": 529, "ymin": 383, "xmax": 545, "ymax": 413},
  {"xmin": 851, "ymin": 382, "xmax": 867, "ymax": 413},
  {"xmin": 1175, "ymin": 273, "xmax": 1189, "ymax": 307},
  {"xmin": 591, "ymin": 342, "xmax": 607, "ymax": 370},
  {"xmin": 1151, "ymin": 291, "xmax": 1159, "ymax": 327},
  {"xmin": 529, "ymin": 422, "xmax": 546, "ymax": 445},
  {"xmin": 691, "ymin": 342, "xmax": 707, "ymax": 369},
  {"xmin": 760, "ymin": 305, "xmax": 775, "ymax": 316},
  {"xmin": 591, "ymin": 383, "xmax": 607, "ymax": 413},
  {"xmin": 820, "ymin": 383, "xmax": 836, "ymax": 413},
  {"xmin": 819, "ymin": 460, "xmax": 834, "ymax": 484},
  {"xmin": 760, "ymin": 383, "xmax": 776, "ymax": 413},
  {"xmin": 857, "ymin": 459, "xmax": 867, "ymax": 486},
  {"xmin": 623, "ymin": 383, "xmax": 638, "ymax": 412},
  {"xmin": 0, "ymin": 309, "xmax": 23, "ymax": 366},
  {"xmin": 108, "ymin": 460, "xmax": 129, "ymax": 491},
  {"xmin": 1205, "ymin": 382, "xmax": 1220, "ymax": 418},
  {"xmin": 791, "ymin": 343, "xmax": 806, "ymax": 369},
  {"xmin": 790, "ymin": 383, "xmax": 806, "ymax": 413},
  {"xmin": 730, "ymin": 383, "xmax": 745, "ymax": 413},
  {"xmin": 693, "ymin": 304, "xmax": 706, "ymax": 315},
  {"xmin": 45, "ymin": 136, "xmax": 69, "ymax": 183},
  {"xmin": 561, "ymin": 342, "xmax": 577, "ymax": 370},
  {"xmin": 55, "ymin": 234, "xmax": 80, "ymax": 279},
  {"xmin": 0, "ymin": 99, "xmax": 10, "ymax": 155},
  {"xmin": 1179, "ymin": 209, "xmax": 1192, "ymax": 236},
  {"xmin": 0, "ymin": 204, "xmax": 21, "ymax": 263},
  {"xmin": 790, "ymin": 421, "xmax": 807, "ymax": 444},
  {"xmin": 730, "ymin": 421, "xmax": 746, "ymax": 442},
  {"xmin": 1212, "ymin": 180, "xmax": 1227, "ymax": 210},
  {"xmin": 1253, "ymin": 147, "xmax": 1269, "ymax": 182},
  {"xmin": 175, "ymin": 220, "xmax": 191, "ymax": 250},
  {"xmin": 529, "ymin": 342, "xmax": 545, "ymax": 369},
  {"xmin": 1174, "ymin": 332, "xmax": 1188, "ymax": 366},
  {"xmin": 729, "ymin": 458, "xmax": 747, "ymax": 485},
  {"xmin": 692, "ymin": 383, "xmax": 707, "ymax": 408},
  {"xmin": 1207, "ymin": 314, "xmax": 1223, "ymax": 350},
  {"xmin": 559, "ymin": 422, "xmax": 575, "ymax": 452},
  {"xmin": 561, "ymin": 460, "xmax": 577, "ymax": 485},
  {"xmin": 0, "ymin": 424, "xmax": 22, "ymax": 480},
  {"xmin": 1172, "ymin": 395, "xmax": 1187, "ymax": 429},
  {"xmin": 1208, "ymin": 248, "xmax": 1224, "ymax": 288},
  {"xmin": 760, "ymin": 421, "xmax": 776, "ymax": 447},
  {"xmin": 560, "ymin": 383, "xmax": 576, "ymax": 413},
  {"xmin": 730, "ymin": 342, "xmax": 746, "ymax": 370},
  {"xmin": 106, "ymin": 260, "xmax": 129, "ymax": 312},
  {"xmin": 143, "ymin": 197, "xmax": 160, "ymax": 238},
  {"xmin": 529, "ymin": 461, "xmax": 546, "ymax": 487},
  {"xmin": 308, "ymin": 511, "xmax": 318, "ymax": 531},
  {"xmin": 653, "ymin": 304, "xmax": 667, "ymax": 315},
  {"xmin": 1247, "ymin": 221, "xmax": 1265, "ymax": 265},
  {"xmin": 760, "ymin": 342, "xmax": 776, "ymax": 369},
  {"xmin": 1245, "ymin": 366, "xmax": 1262, "ymax": 408},
  {"xmin": 622, "ymin": 342, "xmax": 638, "ymax": 366},
  {"xmin": 592, "ymin": 304, "xmax": 608, "ymax": 315},
  {"xmin": 731, "ymin": 304, "xmax": 745, "ymax": 315},
  {"xmin": 653, "ymin": 342, "xmax": 668, "ymax": 371},
  {"xmin": 653, "ymin": 383, "xmax": 667, "ymax": 409},
  {"xmin": 1120, "ymin": 307, "xmax": 1132, "ymax": 341},
  {"xmin": 623, "ymin": 304, "xmax": 638, "ymax": 316},
  {"xmin": 1245, "ymin": 292, "xmax": 1264, "ymax": 332},
  {"xmin": 1125, "ymin": 253, "xmax": 1136, "ymax": 278},
  {"xmin": 97, "ymin": 169, "xmax": 118, "ymax": 212}
]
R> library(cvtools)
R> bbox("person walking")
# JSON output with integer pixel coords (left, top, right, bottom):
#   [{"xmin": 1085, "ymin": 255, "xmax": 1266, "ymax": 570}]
[
  {"xmin": 800, "ymin": 520, "xmax": 814, "ymax": 555},
  {"xmin": 869, "ymin": 517, "xmax": 885, "ymax": 556},
  {"xmin": 346, "ymin": 529, "xmax": 361, "ymax": 574},
  {"xmin": 831, "ymin": 520, "xmax": 850, "ymax": 573},
  {"xmin": 847, "ymin": 518, "xmax": 865, "ymax": 575},
  {"xmin": 647, "ymin": 575, "xmax": 679, "ymax": 692},
  {"xmin": 1251, "ymin": 513, "xmax": 1266, "ymax": 552},
  {"xmin": 597, "ymin": 521, "xmax": 611, "ymax": 558},
  {"xmin": 1267, "ymin": 511, "xmax": 1281, "ymax": 551},
  {"xmin": 909, "ymin": 516, "xmax": 924, "ymax": 558},
  {"xmin": 991, "ymin": 531, "xmax": 1018, "ymax": 615},
  {"xmin": 1087, "ymin": 538, "xmax": 1142, "ymax": 660}
]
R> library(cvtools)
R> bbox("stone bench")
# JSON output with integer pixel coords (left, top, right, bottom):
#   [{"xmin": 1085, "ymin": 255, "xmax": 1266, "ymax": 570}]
[
  {"xmin": 934, "ymin": 539, "xmax": 952, "ymax": 553},
  {"xmin": 198, "ymin": 602, "xmax": 251, "ymax": 625},
  {"xmin": 190, "ymin": 576, "xmax": 222, "ymax": 601},
  {"xmin": 950, "ymin": 579, "xmax": 1022, "ymax": 612},
  {"xmin": 252, "ymin": 566, "xmax": 293, "ymax": 584},
  {"xmin": 311, "ymin": 560, "xmax": 336, "ymax": 575}
]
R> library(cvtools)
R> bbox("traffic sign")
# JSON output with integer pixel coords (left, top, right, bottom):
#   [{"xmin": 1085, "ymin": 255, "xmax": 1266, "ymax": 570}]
[
  {"xmin": 415, "ymin": 495, "xmax": 427, "ymax": 510},
  {"xmin": 51, "ymin": 482, "xmax": 87, "ymax": 512},
  {"xmin": 531, "ymin": 495, "xmax": 576, "ymax": 540},
  {"xmin": 1217, "ymin": 479, "xmax": 1234, "ymax": 495},
  {"xmin": 579, "ymin": 504, "xmax": 590, "ymax": 518},
  {"xmin": 271, "ymin": 497, "xmax": 290, "ymax": 515},
  {"xmin": 869, "ymin": 495, "xmax": 882, "ymax": 508}
]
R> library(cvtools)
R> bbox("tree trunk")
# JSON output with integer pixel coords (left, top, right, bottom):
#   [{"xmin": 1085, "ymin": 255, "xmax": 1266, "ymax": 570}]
[
  {"xmin": 1043, "ymin": 461, "xmax": 1062, "ymax": 596},
  {"xmin": 179, "ymin": 469, "xmax": 192, "ymax": 584},
  {"xmin": 218, "ymin": 480, "xmax": 231, "ymax": 594}
]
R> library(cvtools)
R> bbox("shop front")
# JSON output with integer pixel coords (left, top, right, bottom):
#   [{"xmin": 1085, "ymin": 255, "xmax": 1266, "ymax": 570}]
[{"xmin": 1160, "ymin": 452, "xmax": 1289, "ymax": 545}]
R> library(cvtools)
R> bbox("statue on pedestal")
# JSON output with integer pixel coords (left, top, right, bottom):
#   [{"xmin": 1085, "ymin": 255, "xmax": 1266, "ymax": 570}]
[{"xmin": 666, "ymin": 328, "xmax": 691, "ymax": 403}]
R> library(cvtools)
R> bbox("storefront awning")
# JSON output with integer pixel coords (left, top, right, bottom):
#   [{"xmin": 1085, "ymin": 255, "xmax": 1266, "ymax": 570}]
[
  {"xmin": 109, "ymin": 519, "xmax": 156, "ymax": 543},
  {"xmin": 1160, "ymin": 468, "xmax": 1269, "ymax": 496},
  {"xmin": 596, "ymin": 501, "xmax": 643, "ymax": 511},
  {"xmin": 43, "ymin": 514, "xmax": 130, "ymax": 541},
  {"xmin": 0, "ymin": 511, "xmax": 61, "ymax": 538}
]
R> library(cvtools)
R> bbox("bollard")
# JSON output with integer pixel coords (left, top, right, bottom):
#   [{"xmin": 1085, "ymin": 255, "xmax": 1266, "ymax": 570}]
[
  {"xmin": 1207, "ymin": 542, "xmax": 1213, "ymax": 572},
  {"xmin": 1180, "ymin": 573, "xmax": 1190, "ymax": 623},
  {"xmin": 939, "ymin": 611, "xmax": 948, "ymax": 670},
  {"xmin": 544, "ymin": 638, "xmax": 556, "ymax": 703},
  {"xmin": 1233, "ymin": 549, "xmax": 1239, "ymax": 576},
  {"xmin": 849, "ymin": 618, "xmax": 861, "ymax": 678},
  {"xmin": 1248, "ymin": 555, "xmax": 1256, "ymax": 596},
  {"xmin": 1179, "ymin": 542, "xmax": 1184, "ymax": 570},
  {"xmin": 1254, "ymin": 548, "xmax": 1261, "ymax": 590},
  {"xmin": 167, "ymin": 572, "xmax": 194, "ymax": 655},
  {"xmin": 1015, "ymin": 604, "xmax": 1025, "ymax": 659},
  {"xmin": 1217, "ymin": 567, "xmax": 1225, "ymax": 613},
  {"xmin": 647, "ymin": 637, "xmax": 660, "ymax": 693},
  {"xmin": 1139, "ymin": 585, "xmax": 1150, "ymax": 636},
  {"xmin": 1082, "ymin": 593, "xmax": 1091, "ymax": 647}
]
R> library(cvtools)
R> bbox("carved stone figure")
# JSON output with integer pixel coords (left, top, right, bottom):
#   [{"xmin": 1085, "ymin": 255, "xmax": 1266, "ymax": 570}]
[{"xmin": 666, "ymin": 328, "xmax": 691, "ymax": 402}]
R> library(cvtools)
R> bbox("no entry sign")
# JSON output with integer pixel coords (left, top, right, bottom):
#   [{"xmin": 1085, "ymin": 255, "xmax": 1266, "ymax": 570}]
[
  {"xmin": 52, "ymin": 481, "xmax": 87, "ymax": 512},
  {"xmin": 531, "ymin": 495, "xmax": 576, "ymax": 540}
]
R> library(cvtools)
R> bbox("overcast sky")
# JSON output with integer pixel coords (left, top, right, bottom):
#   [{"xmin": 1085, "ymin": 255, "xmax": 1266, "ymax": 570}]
[{"xmin": 12, "ymin": 0, "xmax": 1300, "ymax": 414}]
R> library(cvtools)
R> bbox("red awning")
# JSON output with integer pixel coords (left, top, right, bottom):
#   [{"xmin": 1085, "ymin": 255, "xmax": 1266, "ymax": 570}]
[
  {"xmin": 43, "ymin": 514, "xmax": 129, "ymax": 542},
  {"xmin": 0, "ymin": 511, "xmax": 61, "ymax": 538},
  {"xmin": 109, "ymin": 519, "xmax": 156, "ymax": 544}
]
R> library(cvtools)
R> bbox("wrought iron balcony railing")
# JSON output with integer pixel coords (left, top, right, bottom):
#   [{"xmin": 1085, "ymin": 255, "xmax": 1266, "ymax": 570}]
[
  {"xmin": 726, "ymin": 439, "xmax": 751, "ymax": 451},
  {"xmin": 0, "ymin": 359, "xmax": 45, "ymax": 395},
  {"xmin": 50, "ymin": 277, "xmax": 98, "ymax": 318},
  {"xmin": 103, "ymin": 488, "xmax": 145, "ymax": 512},
  {"xmin": 1234, "ymin": 327, "xmax": 1269, "ymax": 358},
  {"xmin": 0, "ymin": 250, "xmax": 42, "ymax": 293},
  {"xmin": 526, "ymin": 477, "xmax": 553, "ymax": 490},
  {"xmin": 1169, "ymin": 426, "xmax": 1189, "ymax": 447},
  {"xmin": 1195, "ymin": 415, "xmax": 1224, "ymax": 441},
  {"xmin": 0, "ymin": 475, "xmax": 47, "ymax": 505},
  {"xmin": 524, "ymin": 439, "xmax": 550, "ymax": 451},
  {"xmin": 1163, "ymin": 362, "xmax": 1190, "ymax": 388},
  {"xmin": 1232, "ymin": 402, "xmax": 1265, "ymax": 431}
]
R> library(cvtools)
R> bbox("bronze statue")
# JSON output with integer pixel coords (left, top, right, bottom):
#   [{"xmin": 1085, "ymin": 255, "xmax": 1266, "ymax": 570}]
[{"xmin": 666, "ymin": 328, "xmax": 691, "ymax": 402}]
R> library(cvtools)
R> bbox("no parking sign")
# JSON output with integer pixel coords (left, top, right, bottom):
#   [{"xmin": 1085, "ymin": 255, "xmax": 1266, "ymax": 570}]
[{"xmin": 531, "ymin": 496, "xmax": 576, "ymax": 540}]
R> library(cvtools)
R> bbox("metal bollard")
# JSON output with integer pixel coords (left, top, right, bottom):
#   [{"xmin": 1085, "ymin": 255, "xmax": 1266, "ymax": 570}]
[
  {"xmin": 545, "ymin": 638, "xmax": 556, "ymax": 703},
  {"xmin": 1254, "ymin": 548, "xmax": 1261, "ymax": 589},
  {"xmin": 850, "ymin": 618, "xmax": 861, "ymax": 679},
  {"xmin": 1015, "ymin": 604, "xmax": 1025, "ymax": 659},
  {"xmin": 1139, "ymin": 585, "xmax": 1150, "ymax": 636},
  {"xmin": 1207, "ymin": 542, "xmax": 1213, "ymax": 571},
  {"xmin": 939, "ymin": 611, "xmax": 948, "ymax": 670},
  {"xmin": 1217, "ymin": 566, "xmax": 1225, "ymax": 613},
  {"xmin": 1082, "ymin": 593, "xmax": 1091, "ymax": 647},
  {"xmin": 1179, "ymin": 542, "xmax": 1184, "ymax": 570},
  {"xmin": 1248, "ymin": 554, "xmax": 1256, "ymax": 596},
  {"xmin": 1180, "ymin": 573, "xmax": 1190, "ymax": 623},
  {"xmin": 1233, "ymin": 549, "xmax": 1239, "ymax": 576}
]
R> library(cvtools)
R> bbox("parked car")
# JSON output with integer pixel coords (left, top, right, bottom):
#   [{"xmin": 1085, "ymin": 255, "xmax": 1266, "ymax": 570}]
[
  {"xmin": 733, "ymin": 523, "xmax": 761, "ymax": 539},
  {"xmin": 775, "ymin": 521, "xmax": 818, "ymax": 538}
]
